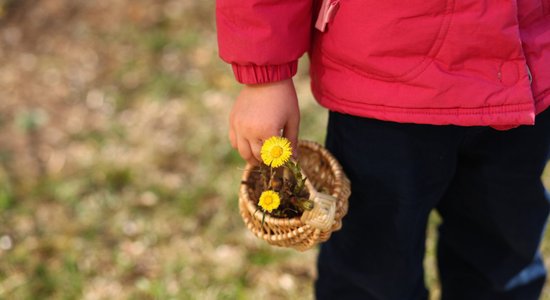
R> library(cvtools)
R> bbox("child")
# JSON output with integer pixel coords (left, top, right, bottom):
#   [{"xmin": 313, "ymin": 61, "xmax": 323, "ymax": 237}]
[{"xmin": 216, "ymin": 0, "xmax": 550, "ymax": 299}]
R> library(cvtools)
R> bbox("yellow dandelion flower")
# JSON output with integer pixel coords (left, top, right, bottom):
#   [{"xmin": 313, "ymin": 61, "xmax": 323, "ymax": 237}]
[
  {"xmin": 260, "ymin": 136, "xmax": 292, "ymax": 167},
  {"xmin": 258, "ymin": 190, "xmax": 281, "ymax": 213}
]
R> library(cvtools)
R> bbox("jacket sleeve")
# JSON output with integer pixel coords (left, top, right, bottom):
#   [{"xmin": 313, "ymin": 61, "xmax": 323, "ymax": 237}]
[{"xmin": 216, "ymin": 0, "xmax": 313, "ymax": 84}]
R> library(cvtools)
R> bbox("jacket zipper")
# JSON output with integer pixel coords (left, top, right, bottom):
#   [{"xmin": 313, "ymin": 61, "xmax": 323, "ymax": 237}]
[
  {"xmin": 315, "ymin": 0, "xmax": 340, "ymax": 32},
  {"xmin": 526, "ymin": 64, "xmax": 533, "ymax": 84}
]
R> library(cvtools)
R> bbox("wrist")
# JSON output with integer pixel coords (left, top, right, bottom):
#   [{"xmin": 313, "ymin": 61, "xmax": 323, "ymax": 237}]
[{"xmin": 246, "ymin": 78, "xmax": 293, "ymax": 89}]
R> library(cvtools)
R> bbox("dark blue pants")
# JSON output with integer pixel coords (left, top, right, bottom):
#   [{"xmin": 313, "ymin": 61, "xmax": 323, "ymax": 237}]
[{"xmin": 315, "ymin": 109, "xmax": 550, "ymax": 300}]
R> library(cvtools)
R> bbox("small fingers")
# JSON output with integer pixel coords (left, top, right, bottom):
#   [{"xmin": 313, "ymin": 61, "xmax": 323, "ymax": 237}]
[
  {"xmin": 237, "ymin": 135, "xmax": 259, "ymax": 166},
  {"xmin": 284, "ymin": 115, "xmax": 300, "ymax": 158},
  {"xmin": 250, "ymin": 138, "xmax": 263, "ymax": 163}
]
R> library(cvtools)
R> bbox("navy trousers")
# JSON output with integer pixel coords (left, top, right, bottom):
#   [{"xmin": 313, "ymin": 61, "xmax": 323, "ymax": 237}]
[{"xmin": 315, "ymin": 109, "xmax": 550, "ymax": 300}]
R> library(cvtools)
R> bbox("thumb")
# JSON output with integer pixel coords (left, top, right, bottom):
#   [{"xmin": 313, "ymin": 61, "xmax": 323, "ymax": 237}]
[{"xmin": 284, "ymin": 113, "xmax": 300, "ymax": 158}]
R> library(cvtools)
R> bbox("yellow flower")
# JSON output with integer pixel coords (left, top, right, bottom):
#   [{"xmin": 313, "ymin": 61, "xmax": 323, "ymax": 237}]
[
  {"xmin": 260, "ymin": 136, "xmax": 292, "ymax": 167},
  {"xmin": 258, "ymin": 190, "xmax": 281, "ymax": 213}
]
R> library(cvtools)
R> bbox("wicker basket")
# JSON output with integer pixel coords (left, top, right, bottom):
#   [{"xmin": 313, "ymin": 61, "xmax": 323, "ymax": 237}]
[{"xmin": 239, "ymin": 140, "xmax": 350, "ymax": 251}]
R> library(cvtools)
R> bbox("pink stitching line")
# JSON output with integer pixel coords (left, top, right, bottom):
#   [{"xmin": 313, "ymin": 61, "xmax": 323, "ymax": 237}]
[
  {"xmin": 535, "ymin": 88, "xmax": 550, "ymax": 103},
  {"xmin": 314, "ymin": 88, "xmax": 534, "ymax": 116}
]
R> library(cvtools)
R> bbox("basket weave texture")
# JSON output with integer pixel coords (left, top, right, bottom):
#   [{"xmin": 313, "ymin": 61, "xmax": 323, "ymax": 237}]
[{"xmin": 239, "ymin": 140, "xmax": 350, "ymax": 251}]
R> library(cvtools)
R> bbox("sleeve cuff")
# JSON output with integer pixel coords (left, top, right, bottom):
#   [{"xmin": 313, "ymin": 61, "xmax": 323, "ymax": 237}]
[{"xmin": 231, "ymin": 61, "xmax": 298, "ymax": 84}]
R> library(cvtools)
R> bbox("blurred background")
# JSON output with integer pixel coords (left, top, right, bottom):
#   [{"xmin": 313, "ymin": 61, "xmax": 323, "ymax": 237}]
[{"xmin": 0, "ymin": 0, "xmax": 549, "ymax": 299}]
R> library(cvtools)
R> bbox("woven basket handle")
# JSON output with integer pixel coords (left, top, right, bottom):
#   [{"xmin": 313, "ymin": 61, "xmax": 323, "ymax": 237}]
[{"xmin": 300, "ymin": 173, "xmax": 337, "ymax": 231}]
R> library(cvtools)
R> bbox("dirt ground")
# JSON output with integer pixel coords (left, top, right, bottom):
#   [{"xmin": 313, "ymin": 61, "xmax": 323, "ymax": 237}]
[{"xmin": 1, "ymin": 0, "xmax": 549, "ymax": 299}]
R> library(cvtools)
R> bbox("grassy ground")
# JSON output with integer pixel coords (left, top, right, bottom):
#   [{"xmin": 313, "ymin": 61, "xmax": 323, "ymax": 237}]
[{"xmin": 0, "ymin": 1, "xmax": 549, "ymax": 299}]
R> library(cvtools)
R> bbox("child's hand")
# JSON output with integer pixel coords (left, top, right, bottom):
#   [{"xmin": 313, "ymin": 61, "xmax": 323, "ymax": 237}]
[{"xmin": 229, "ymin": 79, "xmax": 300, "ymax": 166}]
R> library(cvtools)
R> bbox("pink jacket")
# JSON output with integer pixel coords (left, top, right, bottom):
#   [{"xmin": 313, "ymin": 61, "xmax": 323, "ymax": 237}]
[{"xmin": 216, "ymin": 0, "xmax": 550, "ymax": 127}]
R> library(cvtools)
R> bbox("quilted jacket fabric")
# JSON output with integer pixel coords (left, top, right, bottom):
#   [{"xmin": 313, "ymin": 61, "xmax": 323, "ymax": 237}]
[{"xmin": 216, "ymin": 0, "xmax": 550, "ymax": 127}]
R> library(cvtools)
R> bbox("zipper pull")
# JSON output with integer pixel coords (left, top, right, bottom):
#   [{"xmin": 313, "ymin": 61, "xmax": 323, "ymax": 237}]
[{"xmin": 315, "ymin": 0, "xmax": 339, "ymax": 32}]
